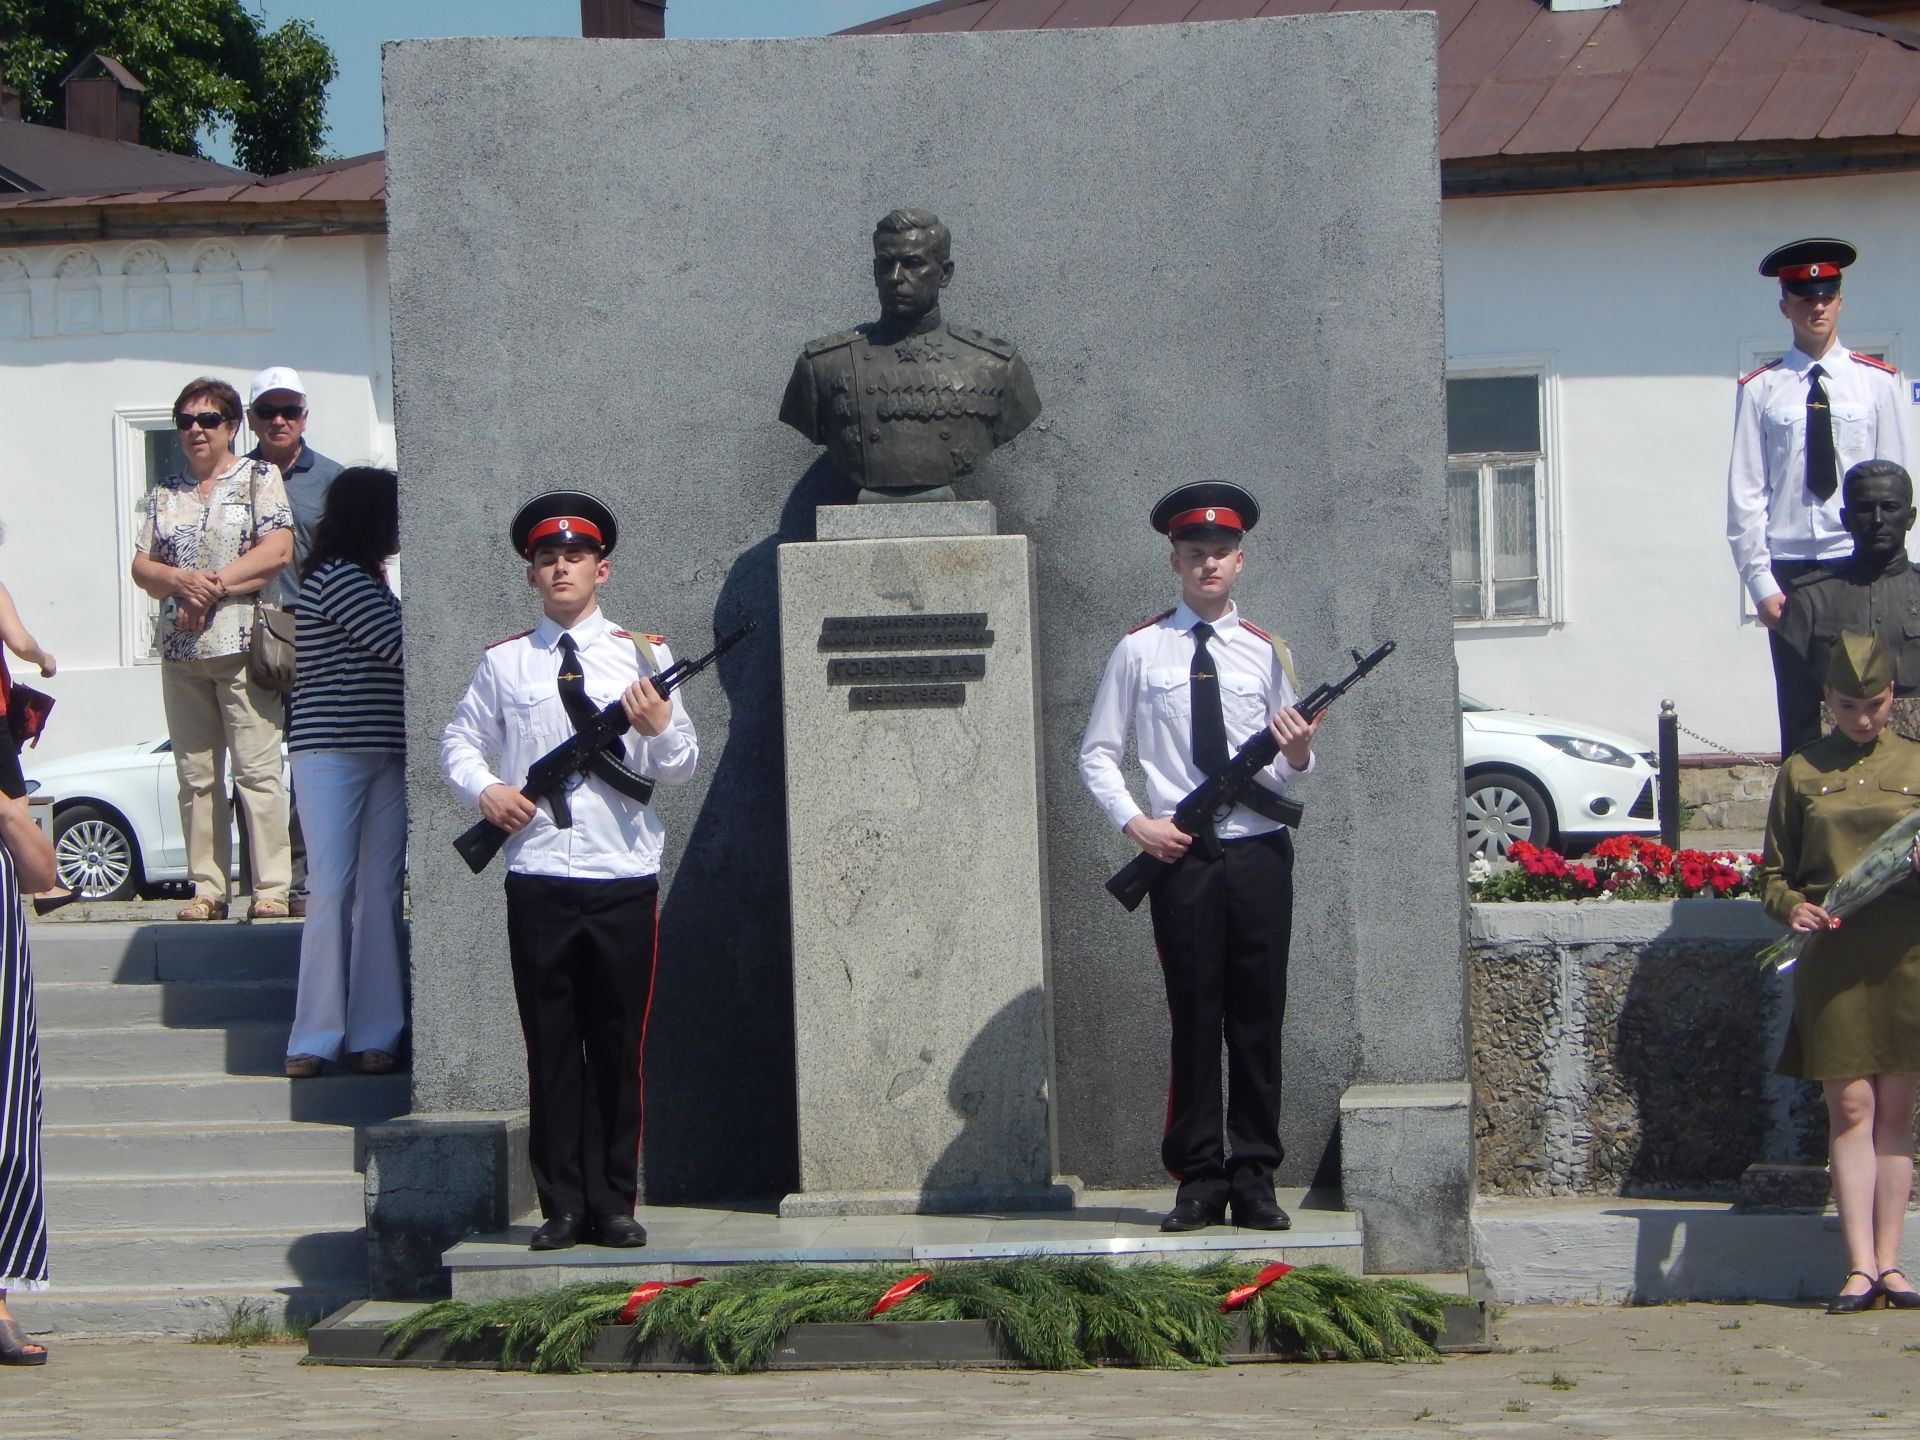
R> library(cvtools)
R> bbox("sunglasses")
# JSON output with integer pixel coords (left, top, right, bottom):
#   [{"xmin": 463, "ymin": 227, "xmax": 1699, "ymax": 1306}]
[
  {"xmin": 251, "ymin": 403, "xmax": 306, "ymax": 422},
  {"xmin": 175, "ymin": 411, "xmax": 231, "ymax": 430}
]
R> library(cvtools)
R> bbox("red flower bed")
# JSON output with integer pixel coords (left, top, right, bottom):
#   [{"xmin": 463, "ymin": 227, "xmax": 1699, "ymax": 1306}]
[{"xmin": 1472, "ymin": 837, "xmax": 1763, "ymax": 902}]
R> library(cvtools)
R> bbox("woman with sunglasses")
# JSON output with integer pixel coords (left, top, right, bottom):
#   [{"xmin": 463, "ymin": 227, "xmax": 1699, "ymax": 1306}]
[{"xmin": 130, "ymin": 378, "xmax": 294, "ymax": 921}]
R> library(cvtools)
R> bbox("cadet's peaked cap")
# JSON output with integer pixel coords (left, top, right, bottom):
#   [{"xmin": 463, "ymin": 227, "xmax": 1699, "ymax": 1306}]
[
  {"xmin": 1151, "ymin": 482, "xmax": 1260, "ymax": 541},
  {"xmin": 1760, "ymin": 237, "xmax": 1856, "ymax": 297},
  {"xmin": 511, "ymin": 490, "xmax": 618, "ymax": 559},
  {"xmin": 1827, "ymin": 630, "xmax": 1894, "ymax": 699}
]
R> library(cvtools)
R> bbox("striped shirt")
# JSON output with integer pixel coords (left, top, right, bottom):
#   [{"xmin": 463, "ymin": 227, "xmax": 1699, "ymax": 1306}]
[{"xmin": 288, "ymin": 558, "xmax": 404, "ymax": 754}]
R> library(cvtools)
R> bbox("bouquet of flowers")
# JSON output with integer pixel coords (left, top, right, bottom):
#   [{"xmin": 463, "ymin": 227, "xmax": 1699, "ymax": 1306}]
[{"xmin": 1757, "ymin": 807, "xmax": 1920, "ymax": 973}]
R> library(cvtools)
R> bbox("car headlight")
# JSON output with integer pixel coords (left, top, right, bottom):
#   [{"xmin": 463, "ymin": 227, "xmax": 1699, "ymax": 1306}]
[{"xmin": 1539, "ymin": 734, "xmax": 1635, "ymax": 768}]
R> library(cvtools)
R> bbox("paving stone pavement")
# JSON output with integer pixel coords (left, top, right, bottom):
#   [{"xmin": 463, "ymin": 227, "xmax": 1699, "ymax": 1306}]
[{"xmin": 4, "ymin": 1303, "xmax": 1920, "ymax": 1438}]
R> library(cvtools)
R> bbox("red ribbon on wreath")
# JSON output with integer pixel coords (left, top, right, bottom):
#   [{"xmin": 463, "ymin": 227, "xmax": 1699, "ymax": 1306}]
[
  {"xmin": 617, "ymin": 1276, "xmax": 704, "ymax": 1324},
  {"xmin": 1219, "ymin": 1262, "xmax": 1294, "ymax": 1312},
  {"xmin": 870, "ymin": 1272, "xmax": 934, "ymax": 1317}
]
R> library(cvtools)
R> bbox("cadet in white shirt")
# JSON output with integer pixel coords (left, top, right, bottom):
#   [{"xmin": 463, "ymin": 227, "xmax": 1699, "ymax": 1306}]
[
  {"xmin": 440, "ymin": 491, "xmax": 698, "ymax": 1252},
  {"xmin": 1078, "ymin": 482, "xmax": 1318, "ymax": 1235},
  {"xmin": 1727, "ymin": 237, "xmax": 1910, "ymax": 755}
]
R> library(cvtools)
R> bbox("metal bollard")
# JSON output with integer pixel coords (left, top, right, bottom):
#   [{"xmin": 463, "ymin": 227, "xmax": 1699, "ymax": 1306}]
[{"xmin": 1658, "ymin": 700, "xmax": 1680, "ymax": 851}]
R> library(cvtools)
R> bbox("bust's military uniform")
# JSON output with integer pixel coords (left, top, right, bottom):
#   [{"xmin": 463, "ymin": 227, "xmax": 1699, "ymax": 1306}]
[
  {"xmin": 1777, "ymin": 556, "xmax": 1920, "ymax": 753},
  {"xmin": 779, "ymin": 318, "xmax": 1041, "ymax": 493}
]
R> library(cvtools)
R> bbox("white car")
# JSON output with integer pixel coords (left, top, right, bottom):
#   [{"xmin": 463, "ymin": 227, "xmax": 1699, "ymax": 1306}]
[
  {"xmin": 1461, "ymin": 694, "xmax": 1659, "ymax": 858},
  {"xmin": 23, "ymin": 738, "xmax": 285, "ymax": 900}
]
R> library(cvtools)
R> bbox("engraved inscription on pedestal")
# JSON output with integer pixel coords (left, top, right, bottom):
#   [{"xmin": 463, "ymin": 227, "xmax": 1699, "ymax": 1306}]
[
  {"xmin": 849, "ymin": 684, "xmax": 966, "ymax": 710},
  {"xmin": 819, "ymin": 615, "xmax": 994, "ymax": 711},
  {"xmin": 819, "ymin": 613, "xmax": 994, "ymax": 650}
]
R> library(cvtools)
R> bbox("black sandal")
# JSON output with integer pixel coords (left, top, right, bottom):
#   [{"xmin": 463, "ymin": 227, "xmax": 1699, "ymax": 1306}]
[
  {"xmin": 1880, "ymin": 1268, "xmax": 1920, "ymax": 1310},
  {"xmin": 1828, "ymin": 1269, "xmax": 1885, "ymax": 1314},
  {"xmin": 0, "ymin": 1317, "xmax": 46, "ymax": 1365}
]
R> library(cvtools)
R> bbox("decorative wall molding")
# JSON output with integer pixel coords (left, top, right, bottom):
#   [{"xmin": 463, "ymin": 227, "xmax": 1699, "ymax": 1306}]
[{"xmin": 0, "ymin": 236, "xmax": 279, "ymax": 339}]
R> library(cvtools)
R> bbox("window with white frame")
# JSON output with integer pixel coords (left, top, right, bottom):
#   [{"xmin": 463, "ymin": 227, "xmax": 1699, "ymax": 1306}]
[
  {"xmin": 113, "ymin": 407, "xmax": 251, "ymax": 664},
  {"xmin": 1447, "ymin": 373, "xmax": 1548, "ymax": 623}
]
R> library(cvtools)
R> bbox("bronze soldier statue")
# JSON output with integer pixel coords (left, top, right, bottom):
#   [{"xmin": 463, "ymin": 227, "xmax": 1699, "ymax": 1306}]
[{"xmin": 780, "ymin": 209, "xmax": 1041, "ymax": 502}]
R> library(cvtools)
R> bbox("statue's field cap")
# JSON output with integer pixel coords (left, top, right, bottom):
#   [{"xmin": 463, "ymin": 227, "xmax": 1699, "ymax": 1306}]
[
  {"xmin": 1151, "ymin": 482, "xmax": 1260, "ymax": 541},
  {"xmin": 1760, "ymin": 237, "xmax": 1856, "ymax": 298},
  {"xmin": 511, "ymin": 490, "xmax": 619, "ymax": 559},
  {"xmin": 1827, "ymin": 630, "xmax": 1894, "ymax": 699}
]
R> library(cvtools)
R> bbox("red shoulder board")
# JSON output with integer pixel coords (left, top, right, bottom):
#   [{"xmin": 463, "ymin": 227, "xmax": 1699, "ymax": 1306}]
[
  {"xmin": 1738, "ymin": 359, "xmax": 1780, "ymax": 386},
  {"xmin": 485, "ymin": 629, "xmax": 532, "ymax": 650},
  {"xmin": 1127, "ymin": 608, "xmax": 1176, "ymax": 635},
  {"xmin": 1241, "ymin": 619, "xmax": 1274, "ymax": 642},
  {"xmin": 611, "ymin": 629, "xmax": 665, "ymax": 644},
  {"xmin": 1853, "ymin": 352, "xmax": 1898, "ymax": 375}
]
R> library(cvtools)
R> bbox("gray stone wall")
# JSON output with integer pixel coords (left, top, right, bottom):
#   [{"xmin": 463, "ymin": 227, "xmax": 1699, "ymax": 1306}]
[
  {"xmin": 1471, "ymin": 902, "xmax": 1826, "ymax": 1196},
  {"xmin": 385, "ymin": 18, "xmax": 1458, "ymax": 1201}
]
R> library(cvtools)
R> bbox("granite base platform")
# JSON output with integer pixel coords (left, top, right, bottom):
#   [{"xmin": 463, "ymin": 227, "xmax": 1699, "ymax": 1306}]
[{"xmin": 439, "ymin": 1188, "xmax": 1363, "ymax": 1302}]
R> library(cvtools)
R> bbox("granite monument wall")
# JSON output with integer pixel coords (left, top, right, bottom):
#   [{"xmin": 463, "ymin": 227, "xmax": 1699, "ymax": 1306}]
[{"xmin": 385, "ymin": 17, "xmax": 1459, "ymax": 1201}]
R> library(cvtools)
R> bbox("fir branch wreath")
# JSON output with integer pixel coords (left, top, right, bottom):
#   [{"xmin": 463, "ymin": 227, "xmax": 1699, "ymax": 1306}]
[{"xmin": 386, "ymin": 1259, "xmax": 1457, "ymax": 1374}]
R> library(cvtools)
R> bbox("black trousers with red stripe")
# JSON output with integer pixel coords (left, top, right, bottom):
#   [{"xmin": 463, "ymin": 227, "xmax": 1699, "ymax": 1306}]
[
  {"xmin": 1148, "ymin": 828, "xmax": 1294, "ymax": 1211},
  {"xmin": 504, "ymin": 871, "xmax": 658, "ymax": 1219}
]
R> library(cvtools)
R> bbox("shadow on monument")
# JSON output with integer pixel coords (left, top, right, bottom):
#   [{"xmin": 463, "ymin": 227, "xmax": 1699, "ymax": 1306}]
[
  {"xmin": 1611, "ymin": 914, "xmax": 1822, "ymax": 1197},
  {"xmin": 641, "ymin": 458, "xmax": 849, "ymax": 1203},
  {"xmin": 920, "ymin": 985, "xmax": 1054, "ymax": 1206}
]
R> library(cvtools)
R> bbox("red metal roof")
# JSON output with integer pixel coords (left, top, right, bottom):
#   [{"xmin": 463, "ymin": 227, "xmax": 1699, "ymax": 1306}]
[
  {"xmin": 843, "ymin": 0, "xmax": 1920, "ymax": 159},
  {"xmin": 0, "ymin": 149, "xmax": 385, "ymax": 214},
  {"xmin": 0, "ymin": 117, "xmax": 251, "ymax": 197}
]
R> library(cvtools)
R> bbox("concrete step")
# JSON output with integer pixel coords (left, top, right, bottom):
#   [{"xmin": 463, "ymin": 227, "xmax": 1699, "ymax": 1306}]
[
  {"xmin": 45, "ymin": 1228, "xmax": 367, "ymax": 1290},
  {"xmin": 43, "ymin": 1121, "xmax": 362, "ymax": 1177},
  {"xmin": 29, "ymin": 922, "xmax": 301, "ymax": 983},
  {"xmin": 13, "ymin": 1285, "xmax": 361, "ymax": 1338},
  {"xmin": 48, "ymin": 1172, "xmax": 367, "ymax": 1232},
  {"xmin": 34, "ymin": 979, "xmax": 293, "ymax": 1029},
  {"xmin": 40, "ymin": 1021, "xmax": 288, "ymax": 1078},
  {"xmin": 43, "ymin": 1074, "xmax": 409, "ymax": 1127}
]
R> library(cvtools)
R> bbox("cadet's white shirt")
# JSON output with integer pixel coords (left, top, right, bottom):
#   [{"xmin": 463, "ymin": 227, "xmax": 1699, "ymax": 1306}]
[
  {"xmin": 1078, "ymin": 600, "xmax": 1312, "ymax": 842},
  {"xmin": 439, "ymin": 606, "xmax": 699, "ymax": 879},
  {"xmin": 1726, "ymin": 340, "xmax": 1910, "ymax": 604}
]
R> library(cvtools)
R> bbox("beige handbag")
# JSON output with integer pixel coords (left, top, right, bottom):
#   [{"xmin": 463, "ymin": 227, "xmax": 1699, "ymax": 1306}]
[{"xmin": 242, "ymin": 460, "xmax": 297, "ymax": 694}]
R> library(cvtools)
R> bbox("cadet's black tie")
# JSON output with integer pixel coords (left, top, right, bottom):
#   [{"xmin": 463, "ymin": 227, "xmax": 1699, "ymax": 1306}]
[
  {"xmin": 1806, "ymin": 363, "xmax": 1838, "ymax": 502},
  {"xmin": 1190, "ymin": 622, "xmax": 1229, "ymax": 776},
  {"xmin": 556, "ymin": 633, "xmax": 596, "ymax": 727}
]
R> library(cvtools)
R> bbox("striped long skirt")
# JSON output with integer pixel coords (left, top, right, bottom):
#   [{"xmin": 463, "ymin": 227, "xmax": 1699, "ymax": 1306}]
[{"xmin": 0, "ymin": 841, "xmax": 47, "ymax": 1290}]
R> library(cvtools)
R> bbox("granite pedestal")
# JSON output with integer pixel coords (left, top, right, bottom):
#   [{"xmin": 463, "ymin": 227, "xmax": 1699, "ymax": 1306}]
[{"xmin": 778, "ymin": 504, "xmax": 1069, "ymax": 1216}]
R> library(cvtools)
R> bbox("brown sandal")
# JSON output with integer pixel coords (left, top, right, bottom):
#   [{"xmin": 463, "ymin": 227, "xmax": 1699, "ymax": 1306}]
[
  {"xmin": 176, "ymin": 898, "xmax": 228, "ymax": 921},
  {"xmin": 283, "ymin": 1055, "xmax": 324, "ymax": 1079},
  {"xmin": 353, "ymin": 1050, "xmax": 399, "ymax": 1075},
  {"xmin": 0, "ymin": 1317, "xmax": 47, "ymax": 1365}
]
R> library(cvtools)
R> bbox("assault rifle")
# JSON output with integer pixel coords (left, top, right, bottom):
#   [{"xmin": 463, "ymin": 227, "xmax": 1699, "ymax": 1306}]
[
  {"xmin": 453, "ymin": 622, "xmax": 756, "ymax": 874},
  {"xmin": 1104, "ymin": 639, "xmax": 1396, "ymax": 912}
]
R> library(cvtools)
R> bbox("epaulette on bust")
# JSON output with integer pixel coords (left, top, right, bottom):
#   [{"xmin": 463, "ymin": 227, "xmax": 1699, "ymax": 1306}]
[
  {"xmin": 1128, "ymin": 608, "xmax": 1176, "ymax": 634},
  {"xmin": 949, "ymin": 324, "xmax": 1016, "ymax": 360},
  {"xmin": 1853, "ymin": 352, "xmax": 1899, "ymax": 375},
  {"xmin": 485, "ymin": 629, "xmax": 533, "ymax": 650},
  {"xmin": 1738, "ymin": 359, "xmax": 1781, "ymax": 386},
  {"xmin": 1785, "ymin": 565, "xmax": 1842, "ymax": 591},
  {"xmin": 802, "ymin": 326, "xmax": 868, "ymax": 358}
]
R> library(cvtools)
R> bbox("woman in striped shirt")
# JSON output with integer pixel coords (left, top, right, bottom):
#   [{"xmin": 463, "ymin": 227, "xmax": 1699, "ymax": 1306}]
[{"xmin": 284, "ymin": 468, "xmax": 407, "ymax": 1078}]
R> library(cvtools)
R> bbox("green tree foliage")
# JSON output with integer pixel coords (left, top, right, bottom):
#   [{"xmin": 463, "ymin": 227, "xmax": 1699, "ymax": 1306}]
[{"xmin": 0, "ymin": 1, "xmax": 338, "ymax": 175}]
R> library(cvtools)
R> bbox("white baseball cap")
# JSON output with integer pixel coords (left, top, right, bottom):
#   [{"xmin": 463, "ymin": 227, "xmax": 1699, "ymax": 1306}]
[{"xmin": 248, "ymin": 366, "xmax": 307, "ymax": 405}]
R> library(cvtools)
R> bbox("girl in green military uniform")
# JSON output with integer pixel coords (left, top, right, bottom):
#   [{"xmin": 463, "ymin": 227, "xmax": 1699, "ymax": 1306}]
[{"xmin": 1762, "ymin": 631, "xmax": 1920, "ymax": 1313}]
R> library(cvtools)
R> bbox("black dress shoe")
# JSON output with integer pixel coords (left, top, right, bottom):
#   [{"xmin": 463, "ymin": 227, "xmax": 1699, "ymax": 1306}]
[
  {"xmin": 1827, "ymin": 1270, "xmax": 1883, "ymax": 1314},
  {"xmin": 1880, "ymin": 1268, "xmax": 1920, "ymax": 1309},
  {"xmin": 529, "ymin": 1213, "xmax": 586, "ymax": 1252},
  {"xmin": 1160, "ymin": 1198, "xmax": 1224, "ymax": 1232},
  {"xmin": 1231, "ymin": 1197, "xmax": 1293, "ymax": 1231},
  {"xmin": 591, "ymin": 1213, "xmax": 648, "ymax": 1248},
  {"xmin": 31, "ymin": 890, "xmax": 76, "ymax": 916}
]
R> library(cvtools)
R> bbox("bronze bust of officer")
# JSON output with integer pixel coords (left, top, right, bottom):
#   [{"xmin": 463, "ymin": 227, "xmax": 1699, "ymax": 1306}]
[{"xmin": 780, "ymin": 209, "xmax": 1041, "ymax": 502}]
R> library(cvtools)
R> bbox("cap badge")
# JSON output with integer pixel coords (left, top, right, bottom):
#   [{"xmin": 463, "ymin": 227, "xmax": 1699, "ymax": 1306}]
[{"xmin": 1205, "ymin": 508, "xmax": 1216, "ymax": 522}]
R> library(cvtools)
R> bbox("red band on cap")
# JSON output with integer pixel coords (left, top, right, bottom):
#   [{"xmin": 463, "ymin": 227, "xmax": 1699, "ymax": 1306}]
[
  {"xmin": 526, "ymin": 516, "xmax": 604, "ymax": 550},
  {"xmin": 1169, "ymin": 506, "xmax": 1243, "ymax": 533},
  {"xmin": 1780, "ymin": 263, "xmax": 1838, "ymax": 282}
]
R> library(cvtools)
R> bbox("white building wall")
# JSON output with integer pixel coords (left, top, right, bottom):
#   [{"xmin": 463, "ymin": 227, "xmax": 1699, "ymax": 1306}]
[
  {"xmin": 0, "ymin": 232, "xmax": 392, "ymax": 760},
  {"xmin": 1445, "ymin": 173, "xmax": 1920, "ymax": 755}
]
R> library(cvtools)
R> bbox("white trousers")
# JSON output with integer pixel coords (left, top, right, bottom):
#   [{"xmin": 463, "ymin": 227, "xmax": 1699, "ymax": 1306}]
[{"xmin": 287, "ymin": 750, "xmax": 407, "ymax": 1060}]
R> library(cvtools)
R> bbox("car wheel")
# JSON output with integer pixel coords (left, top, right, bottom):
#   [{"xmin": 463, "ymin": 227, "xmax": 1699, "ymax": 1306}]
[
  {"xmin": 1464, "ymin": 770, "xmax": 1555, "ymax": 859},
  {"xmin": 52, "ymin": 803, "xmax": 144, "ymax": 901}
]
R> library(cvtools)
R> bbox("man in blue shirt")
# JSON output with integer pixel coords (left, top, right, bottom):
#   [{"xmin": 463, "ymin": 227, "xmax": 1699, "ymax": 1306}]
[{"xmin": 246, "ymin": 366, "xmax": 346, "ymax": 915}]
